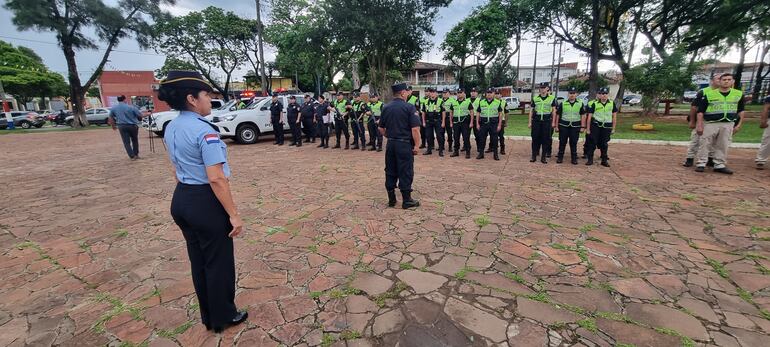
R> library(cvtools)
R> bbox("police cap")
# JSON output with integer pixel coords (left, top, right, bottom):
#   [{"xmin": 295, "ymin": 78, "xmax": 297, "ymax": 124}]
[
  {"xmin": 353, "ymin": 92, "xmax": 360, "ymax": 97},
  {"xmin": 159, "ymin": 70, "xmax": 213, "ymax": 92},
  {"xmin": 304, "ymin": 94, "xmax": 311, "ymax": 98},
  {"xmin": 371, "ymin": 93, "xmax": 379, "ymax": 97},
  {"xmin": 597, "ymin": 87, "xmax": 609, "ymax": 94},
  {"xmin": 485, "ymin": 88, "xmax": 495, "ymax": 93},
  {"xmin": 391, "ymin": 83, "xmax": 408, "ymax": 93},
  {"xmin": 443, "ymin": 88, "xmax": 450, "ymax": 93},
  {"xmin": 567, "ymin": 87, "xmax": 577, "ymax": 93},
  {"xmin": 470, "ymin": 87, "xmax": 478, "ymax": 92},
  {"xmin": 539, "ymin": 82, "xmax": 550, "ymax": 88}
]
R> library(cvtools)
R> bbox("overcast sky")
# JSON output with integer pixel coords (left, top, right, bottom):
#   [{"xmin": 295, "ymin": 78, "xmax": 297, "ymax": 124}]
[{"xmin": 0, "ymin": 0, "xmax": 756, "ymax": 82}]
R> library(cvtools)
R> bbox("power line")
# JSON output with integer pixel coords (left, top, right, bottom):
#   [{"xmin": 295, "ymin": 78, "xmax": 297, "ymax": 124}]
[{"xmin": 0, "ymin": 35, "xmax": 166, "ymax": 57}]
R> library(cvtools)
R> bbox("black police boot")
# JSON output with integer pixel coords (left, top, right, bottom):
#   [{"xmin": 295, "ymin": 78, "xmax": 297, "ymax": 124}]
[
  {"xmin": 401, "ymin": 191, "xmax": 420, "ymax": 209},
  {"xmin": 345, "ymin": 143, "xmax": 350, "ymax": 150},
  {"xmin": 571, "ymin": 155, "xmax": 578, "ymax": 165},
  {"xmin": 318, "ymin": 142, "xmax": 325, "ymax": 148},
  {"xmin": 695, "ymin": 166, "xmax": 705, "ymax": 172},
  {"xmin": 419, "ymin": 143, "xmax": 426, "ymax": 149},
  {"xmin": 683, "ymin": 158, "xmax": 694, "ymax": 167},
  {"xmin": 465, "ymin": 150, "xmax": 471, "ymax": 159},
  {"xmin": 333, "ymin": 140, "xmax": 341, "ymax": 148},
  {"xmin": 556, "ymin": 155, "xmax": 563, "ymax": 164},
  {"xmin": 601, "ymin": 159, "xmax": 610, "ymax": 167},
  {"xmin": 423, "ymin": 149, "xmax": 432, "ymax": 155},
  {"xmin": 585, "ymin": 157, "xmax": 594, "ymax": 166},
  {"xmin": 297, "ymin": 142, "xmax": 302, "ymax": 147},
  {"xmin": 493, "ymin": 150, "xmax": 500, "ymax": 161},
  {"xmin": 530, "ymin": 155, "xmax": 536, "ymax": 163},
  {"xmin": 368, "ymin": 146, "xmax": 376, "ymax": 151},
  {"xmin": 581, "ymin": 153, "xmax": 587, "ymax": 159},
  {"xmin": 450, "ymin": 150, "xmax": 459, "ymax": 157},
  {"xmin": 714, "ymin": 167, "xmax": 734, "ymax": 175},
  {"xmin": 706, "ymin": 157, "xmax": 715, "ymax": 167},
  {"xmin": 476, "ymin": 152, "xmax": 484, "ymax": 159},
  {"xmin": 387, "ymin": 190, "xmax": 397, "ymax": 207},
  {"xmin": 351, "ymin": 144, "xmax": 359, "ymax": 150},
  {"xmin": 485, "ymin": 148, "xmax": 493, "ymax": 153},
  {"xmin": 541, "ymin": 156, "xmax": 547, "ymax": 164},
  {"xmin": 500, "ymin": 146, "xmax": 505, "ymax": 155},
  {"xmin": 377, "ymin": 147, "xmax": 382, "ymax": 152},
  {"xmin": 439, "ymin": 150, "xmax": 444, "ymax": 157}
]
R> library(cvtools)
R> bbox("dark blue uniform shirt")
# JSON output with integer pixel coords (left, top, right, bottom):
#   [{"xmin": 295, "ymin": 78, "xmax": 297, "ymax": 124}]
[
  {"xmin": 270, "ymin": 100, "xmax": 283, "ymax": 117},
  {"xmin": 287, "ymin": 103, "xmax": 300, "ymax": 122},
  {"xmin": 301, "ymin": 102, "xmax": 315, "ymax": 119},
  {"xmin": 379, "ymin": 98, "xmax": 420, "ymax": 140}
]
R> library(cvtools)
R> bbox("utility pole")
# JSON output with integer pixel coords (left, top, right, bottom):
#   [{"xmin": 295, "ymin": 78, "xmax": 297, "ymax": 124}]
[
  {"xmin": 554, "ymin": 40, "xmax": 563, "ymax": 94},
  {"xmin": 255, "ymin": 0, "xmax": 268, "ymax": 95},
  {"xmin": 550, "ymin": 40, "xmax": 557, "ymax": 87},
  {"xmin": 531, "ymin": 39, "xmax": 543, "ymax": 100},
  {"xmin": 515, "ymin": 45, "xmax": 521, "ymax": 91}
]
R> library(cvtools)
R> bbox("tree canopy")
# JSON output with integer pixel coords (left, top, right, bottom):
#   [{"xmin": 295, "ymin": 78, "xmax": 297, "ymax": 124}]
[{"xmin": 0, "ymin": 40, "xmax": 68, "ymax": 104}]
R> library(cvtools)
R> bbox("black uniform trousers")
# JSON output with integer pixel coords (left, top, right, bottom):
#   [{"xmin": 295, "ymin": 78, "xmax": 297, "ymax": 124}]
[
  {"xmin": 587, "ymin": 122, "xmax": 612, "ymax": 160},
  {"xmin": 497, "ymin": 119, "xmax": 506, "ymax": 151},
  {"xmin": 117, "ymin": 124, "xmax": 139, "ymax": 158},
  {"xmin": 317, "ymin": 121, "xmax": 330, "ymax": 146},
  {"xmin": 271, "ymin": 116, "xmax": 284, "ymax": 144},
  {"xmin": 420, "ymin": 125, "xmax": 426, "ymax": 147},
  {"xmin": 288, "ymin": 117, "xmax": 301, "ymax": 145},
  {"xmin": 444, "ymin": 122, "xmax": 453, "ymax": 149},
  {"xmin": 453, "ymin": 117, "xmax": 471, "ymax": 152},
  {"xmin": 583, "ymin": 132, "xmax": 592, "ymax": 157},
  {"xmin": 425, "ymin": 113, "xmax": 445, "ymax": 151},
  {"xmin": 334, "ymin": 117, "xmax": 349, "ymax": 146},
  {"xmin": 477, "ymin": 117, "xmax": 499, "ymax": 153},
  {"xmin": 557, "ymin": 122, "xmax": 581, "ymax": 160},
  {"xmin": 302, "ymin": 116, "xmax": 316, "ymax": 142},
  {"xmin": 350, "ymin": 118, "xmax": 366, "ymax": 147},
  {"xmin": 368, "ymin": 118, "xmax": 383, "ymax": 149},
  {"xmin": 171, "ymin": 183, "xmax": 238, "ymax": 329},
  {"xmin": 531, "ymin": 117, "xmax": 552, "ymax": 158},
  {"xmin": 472, "ymin": 126, "xmax": 481, "ymax": 152},
  {"xmin": 385, "ymin": 139, "xmax": 414, "ymax": 192}
]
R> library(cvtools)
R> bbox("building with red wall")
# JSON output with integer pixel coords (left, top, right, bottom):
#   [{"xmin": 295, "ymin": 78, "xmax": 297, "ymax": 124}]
[{"xmin": 98, "ymin": 71, "xmax": 170, "ymax": 112}]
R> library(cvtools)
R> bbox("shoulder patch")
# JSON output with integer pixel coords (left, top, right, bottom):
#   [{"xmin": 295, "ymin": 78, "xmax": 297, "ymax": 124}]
[{"xmin": 204, "ymin": 133, "xmax": 220, "ymax": 144}]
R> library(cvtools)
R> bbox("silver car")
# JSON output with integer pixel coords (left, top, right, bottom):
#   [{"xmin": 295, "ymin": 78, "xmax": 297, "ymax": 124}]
[{"xmin": 66, "ymin": 108, "xmax": 111, "ymax": 126}]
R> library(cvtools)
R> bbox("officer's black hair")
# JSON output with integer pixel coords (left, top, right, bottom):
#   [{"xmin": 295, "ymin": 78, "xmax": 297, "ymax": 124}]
[
  {"xmin": 318, "ymin": 95, "xmax": 325, "ymax": 100},
  {"xmin": 720, "ymin": 73, "xmax": 733, "ymax": 79},
  {"xmin": 157, "ymin": 86, "xmax": 204, "ymax": 111},
  {"xmin": 117, "ymin": 95, "xmax": 126, "ymax": 102},
  {"xmin": 289, "ymin": 95, "xmax": 296, "ymax": 99}
]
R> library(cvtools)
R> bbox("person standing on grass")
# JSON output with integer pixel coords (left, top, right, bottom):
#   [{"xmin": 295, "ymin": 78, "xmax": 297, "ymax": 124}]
[
  {"xmin": 585, "ymin": 87, "xmax": 617, "ymax": 167},
  {"xmin": 694, "ymin": 73, "xmax": 744, "ymax": 174},
  {"xmin": 683, "ymin": 74, "xmax": 720, "ymax": 167},
  {"xmin": 755, "ymin": 96, "xmax": 770, "ymax": 169},
  {"xmin": 109, "ymin": 95, "xmax": 143, "ymax": 160}
]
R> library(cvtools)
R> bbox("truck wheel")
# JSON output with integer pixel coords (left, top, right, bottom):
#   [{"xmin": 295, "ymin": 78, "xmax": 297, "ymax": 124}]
[
  {"xmin": 236, "ymin": 124, "xmax": 259, "ymax": 144},
  {"xmin": 20, "ymin": 121, "xmax": 32, "ymax": 129}
]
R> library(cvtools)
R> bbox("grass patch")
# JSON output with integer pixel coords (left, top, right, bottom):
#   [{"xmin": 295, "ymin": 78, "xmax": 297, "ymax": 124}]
[
  {"xmin": 114, "ymin": 229, "xmax": 128, "ymax": 238},
  {"xmin": 680, "ymin": 193, "xmax": 696, "ymax": 201},
  {"xmin": 454, "ymin": 266, "xmax": 473, "ymax": 280},
  {"xmin": 579, "ymin": 224, "xmax": 597, "ymax": 233},
  {"xmin": 308, "ymin": 244, "xmax": 319, "ymax": 253},
  {"xmin": 188, "ymin": 302, "xmax": 199, "ymax": 312},
  {"xmin": 474, "ymin": 214, "xmax": 491, "ymax": 228},
  {"xmin": 737, "ymin": 287, "xmax": 753, "ymax": 304},
  {"xmin": 504, "ymin": 272, "xmax": 526, "ymax": 284},
  {"xmin": 760, "ymin": 309, "xmax": 770, "ymax": 321},
  {"xmin": 157, "ymin": 321, "xmax": 193, "ymax": 338},
  {"xmin": 615, "ymin": 344, "xmax": 636, "ymax": 347},
  {"xmin": 654, "ymin": 327, "xmax": 695, "ymax": 347},
  {"xmin": 340, "ymin": 330, "xmax": 362, "ymax": 340},
  {"xmin": 706, "ymin": 258, "xmax": 729, "ymax": 278},
  {"xmin": 374, "ymin": 282, "xmax": 408, "ymax": 308},
  {"xmin": 91, "ymin": 293, "xmax": 143, "ymax": 333},
  {"xmin": 536, "ymin": 219, "xmax": 563, "ymax": 229},
  {"xmin": 321, "ymin": 333, "xmax": 336, "ymax": 347},
  {"xmin": 353, "ymin": 262, "xmax": 373, "ymax": 273},
  {"xmin": 596, "ymin": 311, "xmax": 629, "ymax": 322},
  {"xmin": 743, "ymin": 252, "xmax": 768, "ymax": 261},
  {"xmin": 525, "ymin": 292, "xmax": 550, "ymax": 303},
  {"xmin": 310, "ymin": 291, "xmax": 323, "ymax": 299},
  {"xmin": 577, "ymin": 318, "xmax": 597, "ymax": 332},
  {"xmin": 757, "ymin": 264, "xmax": 770, "ymax": 275},
  {"xmin": 327, "ymin": 286, "xmax": 362, "ymax": 300},
  {"xmin": 750, "ymin": 226, "xmax": 770, "ymax": 235},
  {"xmin": 266, "ymin": 226, "xmax": 286, "ymax": 236},
  {"xmin": 399, "ymin": 262, "xmax": 414, "ymax": 270}
]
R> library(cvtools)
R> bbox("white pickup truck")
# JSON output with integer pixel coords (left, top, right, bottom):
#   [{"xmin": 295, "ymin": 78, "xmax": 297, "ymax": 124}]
[
  {"xmin": 143, "ymin": 99, "xmax": 229, "ymax": 137},
  {"xmin": 211, "ymin": 94, "xmax": 307, "ymax": 144}
]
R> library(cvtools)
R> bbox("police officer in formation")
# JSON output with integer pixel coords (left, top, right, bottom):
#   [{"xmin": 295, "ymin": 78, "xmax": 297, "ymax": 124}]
[
  {"xmin": 379, "ymin": 82, "xmax": 421, "ymax": 209},
  {"xmin": 585, "ymin": 87, "xmax": 617, "ymax": 167},
  {"xmin": 300, "ymin": 94, "xmax": 317, "ymax": 143},
  {"xmin": 476, "ymin": 88, "xmax": 503, "ymax": 161},
  {"xmin": 451, "ymin": 89, "xmax": 474, "ymax": 158},
  {"xmin": 468, "ymin": 87, "xmax": 481, "ymax": 150},
  {"xmin": 422, "ymin": 87, "xmax": 447, "ymax": 156},
  {"xmin": 269, "ymin": 94, "xmax": 285, "ymax": 146},
  {"xmin": 555, "ymin": 87, "xmax": 585, "ymax": 164},
  {"xmin": 158, "ymin": 70, "xmax": 247, "ymax": 334},
  {"xmin": 493, "ymin": 89, "xmax": 507, "ymax": 155},
  {"xmin": 287, "ymin": 96, "xmax": 302, "ymax": 147},
  {"xmin": 315, "ymin": 95, "xmax": 332, "ymax": 148},
  {"xmin": 683, "ymin": 74, "xmax": 722, "ymax": 167},
  {"xmin": 367, "ymin": 93, "xmax": 384, "ymax": 151},
  {"xmin": 694, "ymin": 73, "xmax": 744, "ymax": 174},
  {"xmin": 442, "ymin": 88, "xmax": 457, "ymax": 151},
  {"xmin": 529, "ymin": 82, "xmax": 557, "ymax": 163},
  {"xmin": 351, "ymin": 93, "xmax": 368, "ymax": 150},
  {"xmin": 754, "ymin": 95, "xmax": 770, "ymax": 169},
  {"xmin": 332, "ymin": 93, "xmax": 351, "ymax": 149}
]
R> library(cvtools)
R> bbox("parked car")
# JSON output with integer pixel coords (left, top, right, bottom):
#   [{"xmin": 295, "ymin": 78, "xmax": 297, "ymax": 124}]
[
  {"xmin": 65, "ymin": 108, "xmax": 112, "ymax": 127},
  {"xmin": 212, "ymin": 95, "xmax": 305, "ymax": 144},
  {"xmin": 683, "ymin": 90, "xmax": 698, "ymax": 102},
  {"xmin": 502, "ymin": 97, "xmax": 520, "ymax": 110},
  {"xmin": 622, "ymin": 94, "xmax": 640, "ymax": 104},
  {"xmin": 628, "ymin": 96, "xmax": 642, "ymax": 106},
  {"xmin": 2, "ymin": 111, "xmax": 46, "ymax": 129},
  {"xmin": 143, "ymin": 99, "xmax": 226, "ymax": 137}
]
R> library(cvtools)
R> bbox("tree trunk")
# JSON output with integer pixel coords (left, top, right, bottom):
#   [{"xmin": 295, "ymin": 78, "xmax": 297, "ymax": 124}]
[
  {"xmin": 62, "ymin": 43, "xmax": 89, "ymax": 127},
  {"xmin": 751, "ymin": 44, "xmax": 769, "ymax": 104},
  {"xmin": 734, "ymin": 43, "xmax": 748, "ymax": 90},
  {"xmin": 588, "ymin": 0, "xmax": 600, "ymax": 99},
  {"xmin": 255, "ymin": 0, "xmax": 268, "ymax": 95}
]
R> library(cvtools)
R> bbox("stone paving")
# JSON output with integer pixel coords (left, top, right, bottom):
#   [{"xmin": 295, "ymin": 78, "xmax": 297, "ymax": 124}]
[{"xmin": 1, "ymin": 128, "xmax": 770, "ymax": 347}]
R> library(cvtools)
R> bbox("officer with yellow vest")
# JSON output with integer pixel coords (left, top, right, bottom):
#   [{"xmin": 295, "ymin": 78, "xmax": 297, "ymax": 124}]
[
  {"xmin": 529, "ymin": 82, "xmax": 557, "ymax": 163},
  {"xmin": 469, "ymin": 87, "xmax": 481, "ymax": 152},
  {"xmin": 695, "ymin": 73, "xmax": 745, "ymax": 174},
  {"xmin": 406, "ymin": 86, "xmax": 423, "ymax": 149},
  {"xmin": 585, "ymin": 87, "xmax": 617, "ymax": 167},
  {"xmin": 494, "ymin": 89, "xmax": 508, "ymax": 155},
  {"xmin": 683, "ymin": 74, "xmax": 720, "ymax": 167},
  {"xmin": 451, "ymin": 89, "xmax": 475, "ymax": 158},
  {"xmin": 475, "ymin": 88, "xmax": 503, "ymax": 160},
  {"xmin": 332, "ymin": 93, "xmax": 351, "ymax": 149},
  {"xmin": 555, "ymin": 87, "xmax": 585, "ymax": 164},
  {"xmin": 350, "ymin": 92, "xmax": 368, "ymax": 150},
  {"xmin": 367, "ymin": 93, "xmax": 384, "ymax": 151},
  {"xmin": 754, "ymin": 95, "xmax": 770, "ymax": 169},
  {"xmin": 442, "ymin": 88, "xmax": 457, "ymax": 152},
  {"xmin": 421, "ymin": 87, "xmax": 446, "ymax": 156}
]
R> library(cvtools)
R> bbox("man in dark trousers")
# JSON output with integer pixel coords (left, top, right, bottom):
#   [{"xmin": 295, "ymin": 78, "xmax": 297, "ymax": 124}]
[
  {"xmin": 270, "ymin": 94, "xmax": 284, "ymax": 145},
  {"xmin": 529, "ymin": 83, "xmax": 557, "ymax": 163},
  {"xmin": 451, "ymin": 89, "xmax": 474, "ymax": 158},
  {"xmin": 300, "ymin": 94, "xmax": 317, "ymax": 143},
  {"xmin": 315, "ymin": 95, "xmax": 332, "ymax": 148},
  {"xmin": 351, "ymin": 92, "xmax": 368, "ymax": 150},
  {"xmin": 287, "ymin": 96, "xmax": 302, "ymax": 147},
  {"xmin": 332, "ymin": 93, "xmax": 351, "ymax": 149},
  {"xmin": 367, "ymin": 93, "xmax": 384, "ymax": 151},
  {"xmin": 475, "ymin": 88, "xmax": 503, "ymax": 161},
  {"xmin": 555, "ymin": 87, "xmax": 586, "ymax": 164},
  {"xmin": 379, "ymin": 83, "xmax": 421, "ymax": 209},
  {"xmin": 585, "ymin": 87, "xmax": 618, "ymax": 167},
  {"xmin": 109, "ymin": 95, "xmax": 143, "ymax": 160},
  {"xmin": 421, "ymin": 87, "xmax": 446, "ymax": 156}
]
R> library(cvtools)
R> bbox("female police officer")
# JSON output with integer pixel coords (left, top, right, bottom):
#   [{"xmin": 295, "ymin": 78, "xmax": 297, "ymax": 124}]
[{"xmin": 158, "ymin": 70, "xmax": 248, "ymax": 333}]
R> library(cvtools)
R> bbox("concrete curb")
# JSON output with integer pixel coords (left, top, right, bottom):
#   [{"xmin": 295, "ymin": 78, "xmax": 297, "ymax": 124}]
[{"xmin": 501, "ymin": 135, "xmax": 760, "ymax": 149}]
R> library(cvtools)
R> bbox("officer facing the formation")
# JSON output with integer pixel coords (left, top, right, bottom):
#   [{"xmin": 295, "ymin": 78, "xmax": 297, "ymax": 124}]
[
  {"xmin": 695, "ymin": 73, "xmax": 745, "ymax": 174},
  {"xmin": 367, "ymin": 93, "xmax": 384, "ymax": 151},
  {"xmin": 300, "ymin": 94, "xmax": 317, "ymax": 143},
  {"xmin": 351, "ymin": 92, "xmax": 368, "ymax": 150},
  {"xmin": 379, "ymin": 83, "xmax": 421, "ymax": 209},
  {"xmin": 451, "ymin": 89, "xmax": 475, "ymax": 158},
  {"xmin": 754, "ymin": 95, "xmax": 770, "ymax": 169},
  {"xmin": 683, "ymin": 74, "xmax": 721, "ymax": 167},
  {"xmin": 529, "ymin": 82, "xmax": 557, "ymax": 163},
  {"xmin": 555, "ymin": 87, "xmax": 585, "ymax": 164},
  {"xmin": 493, "ymin": 89, "xmax": 507, "ymax": 155},
  {"xmin": 442, "ymin": 88, "xmax": 456, "ymax": 152},
  {"xmin": 158, "ymin": 70, "xmax": 247, "ymax": 333},
  {"xmin": 332, "ymin": 93, "xmax": 351, "ymax": 149},
  {"xmin": 287, "ymin": 96, "xmax": 302, "ymax": 147},
  {"xmin": 475, "ymin": 88, "xmax": 503, "ymax": 161},
  {"xmin": 270, "ymin": 94, "xmax": 285, "ymax": 145},
  {"xmin": 585, "ymin": 87, "xmax": 618, "ymax": 167},
  {"xmin": 109, "ymin": 94, "xmax": 144, "ymax": 160},
  {"xmin": 422, "ymin": 87, "xmax": 446, "ymax": 156},
  {"xmin": 315, "ymin": 95, "xmax": 332, "ymax": 148}
]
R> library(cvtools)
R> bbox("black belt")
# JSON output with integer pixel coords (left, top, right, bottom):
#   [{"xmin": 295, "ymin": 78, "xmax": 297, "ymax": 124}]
[
  {"xmin": 559, "ymin": 120, "xmax": 582, "ymax": 127},
  {"xmin": 591, "ymin": 121, "xmax": 613, "ymax": 128},
  {"xmin": 387, "ymin": 137, "xmax": 411, "ymax": 143},
  {"xmin": 480, "ymin": 117, "xmax": 499, "ymax": 123}
]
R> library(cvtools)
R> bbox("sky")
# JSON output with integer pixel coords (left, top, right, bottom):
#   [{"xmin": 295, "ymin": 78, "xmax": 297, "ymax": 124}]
[{"xmin": 0, "ymin": 0, "xmax": 759, "ymax": 83}]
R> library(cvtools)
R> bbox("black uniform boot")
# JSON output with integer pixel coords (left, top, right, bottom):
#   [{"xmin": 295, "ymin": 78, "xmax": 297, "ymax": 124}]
[
  {"xmin": 706, "ymin": 157, "xmax": 715, "ymax": 167},
  {"xmin": 377, "ymin": 147, "xmax": 382, "ymax": 152},
  {"xmin": 318, "ymin": 142, "xmax": 325, "ymax": 148},
  {"xmin": 541, "ymin": 155, "xmax": 547, "ymax": 164},
  {"xmin": 493, "ymin": 150, "xmax": 500, "ymax": 161},
  {"xmin": 439, "ymin": 150, "xmax": 444, "ymax": 157},
  {"xmin": 450, "ymin": 150, "xmax": 459, "ymax": 157},
  {"xmin": 465, "ymin": 150, "xmax": 471, "ymax": 159},
  {"xmin": 485, "ymin": 148, "xmax": 493, "ymax": 153},
  {"xmin": 423, "ymin": 149, "xmax": 432, "ymax": 155},
  {"xmin": 683, "ymin": 158, "xmax": 694, "ymax": 167},
  {"xmin": 476, "ymin": 152, "xmax": 484, "ymax": 159},
  {"xmin": 345, "ymin": 143, "xmax": 350, "ymax": 150},
  {"xmin": 351, "ymin": 144, "xmax": 359, "ymax": 150},
  {"xmin": 556, "ymin": 156, "xmax": 564, "ymax": 164},
  {"xmin": 333, "ymin": 140, "xmax": 341, "ymax": 149},
  {"xmin": 530, "ymin": 155, "xmax": 536, "ymax": 162},
  {"xmin": 419, "ymin": 143, "xmax": 426, "ymax": 149},
  {"xmin": 571, "ymin": 155, "xmax": 578, "ymax": 165},
  {"xmin": 387, "ymin": 190, "xmax": 397, "ymax": 207},
  {"xmin": 601, "ymin": 159, "xmax": 610, "ymax": 167},
  {"xmin": 585, "ymin": 157, "xmax": 594, "ymax": 165},
  {"xmin": 368, "ymin": 146, "xmax": 377, "ymax": 151},
  {"xmin": 401, "ymin": 191, "xmax": 420, "ymax": 209},
  {"xmin": 500, "ymin": 146, "xmax": 505, "ymax": 155}
]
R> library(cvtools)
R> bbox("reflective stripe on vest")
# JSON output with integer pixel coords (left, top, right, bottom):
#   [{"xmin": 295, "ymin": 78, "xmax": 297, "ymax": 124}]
[
  {"xmin": 704, "ymin": 88, "xmax": 742, "ymax": 123},
  {"xmin": 333, "ymin": 99, "xmax": 347, "ymax": 113},
  {"xmin": 369, "ymin": 101, "xmax": 383, "ymax": 117},
  {"xmin": 455, "ymin": 98, "xmax": 472, "ymax": 118},
  {"xmin": 561, "ymin": 100, "xmax": 583, "ymax": 122},
  {"xmin": 353, "ymin": 101, "xmax": 363, "ymax": 112},
  {"xmin": 534, "ymin": 94, "xmax": 555, "ymax": 117},
  {"xmin": 407, "ymin": 96, "xmax": 419, "ymax": 106},
  {"xmin": 424, "ymin": 98, "xmax": 443, "ymax": 113},
  {"xmin": 590, "ymin": 100, "xmax": 614, "ymax": 124},
  {"xmin": 479, "ymin": 99, "xmax": 501, "ymax": 118}
]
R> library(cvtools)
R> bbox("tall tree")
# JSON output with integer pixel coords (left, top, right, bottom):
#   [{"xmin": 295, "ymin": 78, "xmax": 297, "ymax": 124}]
[
  {"xmin": 154, "ymin": 7, "xmax": 251, "ymax": 100},
  {"xmin": 5, "ymin": 0, "xmax": 172, "ymax": 127},
  {"xmin": 624, "ymin": 51, "xmax": 698, "ymax": 117},
  {"xmin": 0, "ymin": 40, "xmax": 68, "ymax": 105}
]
